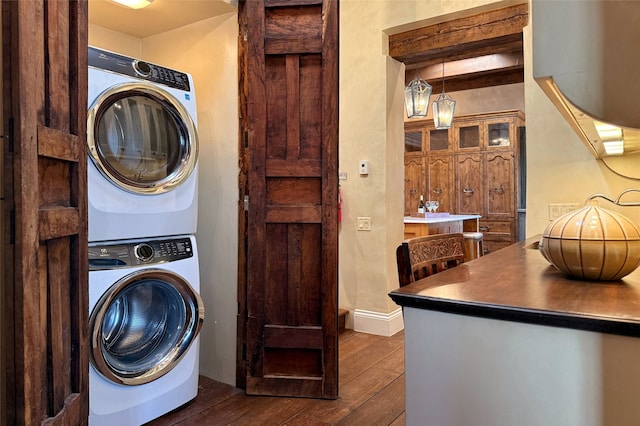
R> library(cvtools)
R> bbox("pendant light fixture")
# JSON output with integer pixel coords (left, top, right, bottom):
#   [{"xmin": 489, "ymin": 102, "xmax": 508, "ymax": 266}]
[
  {"xmin": 432, "ymin": 61, "xmax": 456, "ymax": 129},
  {"xmin": 404, "ymin": 72, "xmax": 432, "ymax": 118}
]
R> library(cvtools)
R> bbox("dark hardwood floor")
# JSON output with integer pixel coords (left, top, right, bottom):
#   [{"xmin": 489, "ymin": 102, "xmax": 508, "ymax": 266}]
[{"xmin": 147, "ymin": 329, "xmax": 405, "ymax": 425}]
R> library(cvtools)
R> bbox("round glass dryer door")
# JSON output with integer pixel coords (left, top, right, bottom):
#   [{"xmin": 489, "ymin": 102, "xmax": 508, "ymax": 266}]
[
  {"xmin": 89, "ymin": 269, "xmax": 204, "ymax": 385},
  {"xmin": 87, "ymin": 82, "xmax": 198, "ymax": 194}
]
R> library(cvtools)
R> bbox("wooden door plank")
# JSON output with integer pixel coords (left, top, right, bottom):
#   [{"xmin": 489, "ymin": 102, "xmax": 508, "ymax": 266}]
[
  {"xmin": 9, "ymin": 1, "xmax": 49, "ymax": 423},
  {"xmin": 3, "ymin": 0, "xmax": 88, "ymax": 423},
  {"xmin": 38, "ymin": 207, "xmax": 80, "ymax": 240},
  {"xmin": 45, "ymin": 0, "xmax": 70, "ymax": 131},
  {"xmin": 242, "ymin": 0, "xmax": 339, "ymax": 399},
  {"xmin": 38, "ymin": 125, "xmax": 80, "ymax": 162},
  {"xmin": 286, "ymin": 55, "xmax": 300, "ymax": 159},
  {"xmin": 46, "ymin": 238, "xmax": 72, "ymax": 414},
  {"xmin": 319, "ymin": 0, "xmax": 339, "ymax": 399}
]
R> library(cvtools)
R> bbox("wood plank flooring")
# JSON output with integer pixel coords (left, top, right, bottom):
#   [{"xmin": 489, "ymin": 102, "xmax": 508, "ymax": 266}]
[{"xmin": 147, "ymin": 330, "xmax": 405, "ymax": 425}]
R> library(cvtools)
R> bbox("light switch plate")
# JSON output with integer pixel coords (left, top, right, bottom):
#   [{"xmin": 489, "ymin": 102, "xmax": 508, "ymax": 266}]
[
  {"xmin": 357, "ymin": 217, "xmax": 371, "ymax": 231},
  {"xmin": 548, "ymin": 203, "xmax": 580, "ymax": 220}
]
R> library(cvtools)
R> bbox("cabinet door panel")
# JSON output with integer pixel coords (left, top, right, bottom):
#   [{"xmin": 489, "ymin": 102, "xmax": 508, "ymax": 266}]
[
  {"xmin": 404, "ymin": 156, "xmax": 425, "ymax": 215},
  {"xmin": 455, "ymin": 153, "xmax": 483, "ymax": 214},
  {"xmin": 426, "ymin": 154, "xmax": 453, "ymax": 214},
  {"xmin": 455, "ymin": 123, "xmax": 481, "ymax": 151},
  {"xmin": 486, "ymin": 151, "xmax": 515, "ymax": 217}
]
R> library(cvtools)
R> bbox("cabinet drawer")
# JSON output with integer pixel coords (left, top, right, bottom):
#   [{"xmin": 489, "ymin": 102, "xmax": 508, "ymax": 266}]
[{"xmin": 479, "ymin": 220, "xmax": 512, "ymax": 235}]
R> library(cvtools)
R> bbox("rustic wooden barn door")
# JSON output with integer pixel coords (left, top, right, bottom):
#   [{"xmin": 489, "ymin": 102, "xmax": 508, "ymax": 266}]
[
  {"xmin": 239, "ymin": 0, "xmax": 339, "ymax": 398},
  {"xmin": 2, "ymin": 0, "xmax": 88, "ymax": 424}
]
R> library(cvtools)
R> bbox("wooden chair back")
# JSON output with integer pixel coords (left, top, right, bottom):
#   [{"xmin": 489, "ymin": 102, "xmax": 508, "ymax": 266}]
[{"xmin": 396, "ymin": 233, "xmax": 466, "ymax": 287}]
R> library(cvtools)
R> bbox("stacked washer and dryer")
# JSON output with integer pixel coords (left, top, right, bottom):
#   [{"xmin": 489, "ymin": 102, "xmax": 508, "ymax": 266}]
[{"xmin": 87, "ymin": 46, "xmax": 204, "ymax": 425}]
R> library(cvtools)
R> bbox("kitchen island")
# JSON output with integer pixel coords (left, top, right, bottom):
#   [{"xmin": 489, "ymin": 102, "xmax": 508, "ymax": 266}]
[
  {"xmin": 403, "ymin": 214, "xmax": 480, "ymax": 239},
  {"xmin": 389, "ymin": 237, "xmax": 640, "ymax": 426}
]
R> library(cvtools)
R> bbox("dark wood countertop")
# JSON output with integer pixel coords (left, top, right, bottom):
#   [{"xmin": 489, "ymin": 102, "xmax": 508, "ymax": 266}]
[{"xmin": 389, "ymin": 237, "xmax": 640, "ymax": 337}]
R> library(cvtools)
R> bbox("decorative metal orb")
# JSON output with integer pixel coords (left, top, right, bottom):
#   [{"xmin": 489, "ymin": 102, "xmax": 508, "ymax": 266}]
[{"xmin": 539, "ymin": 205, "xmax": 640, "ymax": 281}]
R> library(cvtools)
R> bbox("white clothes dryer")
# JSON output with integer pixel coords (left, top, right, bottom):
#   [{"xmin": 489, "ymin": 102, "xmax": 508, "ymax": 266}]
[
  {"xmin": 88, "ymin": 46, "xmax": 199, "ymax": 242},
  {"xmin": 88, "ymin": 235, "xmax": 204, "ymax": 425}
]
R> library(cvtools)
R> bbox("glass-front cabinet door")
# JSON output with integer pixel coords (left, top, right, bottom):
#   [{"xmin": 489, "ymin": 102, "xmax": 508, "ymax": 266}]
[
  {"xmin": 484, "ymin": 118, "xmax": 516, "ymax": 149},
  {"xmin": 455, "ymin": 122, "xmax": 481, "ymax": 151},
  {"xmin": 428, "ymin": 128, "xmax": 449, "ymax": 152},
  {"xmin": 404, "ymin": 129, "xmax": 423, "ymax": 154}
]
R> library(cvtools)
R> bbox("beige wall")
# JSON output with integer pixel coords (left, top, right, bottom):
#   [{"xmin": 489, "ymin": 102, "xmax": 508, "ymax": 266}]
[
  {"xmin": 337, "ymin": 0, "xmax": 516, "ymax": 321},
  {"xmin": 524, "ymin": 5, "xmax": 640, "ymax": 232},
  {"xmin": 89, "ymin": 12, "xmax": 239, "ymax": 385}
]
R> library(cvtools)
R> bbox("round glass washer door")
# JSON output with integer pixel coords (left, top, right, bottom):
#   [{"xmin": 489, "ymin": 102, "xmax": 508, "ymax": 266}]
[
  {"xmin": 87, "ymin": 82, "xmax": 198, "ymax": 195},
  {"xmin": 89, "ymin": 269, "xmax": 204, "ymax": 386}
]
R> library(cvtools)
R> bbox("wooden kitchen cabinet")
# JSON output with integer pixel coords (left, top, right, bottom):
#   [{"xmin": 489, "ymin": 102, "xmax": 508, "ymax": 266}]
[
  {"xmin": 426, "ymin": 154, "xmax": 454, "ymax": 214},
  {"xmin": 455, "ymin": 152, "xmax": 483, "ymax": 215},
  {"xmin": 404, "ymin": 156, "xmax": 425, "ymax": 215},
  {"xmin": 485, "ymin": 150, "xmax": 515, "ymax": 217},
  {"xmin": 404, "ymin": 110, "xmax": 525, "ymax": 252}
]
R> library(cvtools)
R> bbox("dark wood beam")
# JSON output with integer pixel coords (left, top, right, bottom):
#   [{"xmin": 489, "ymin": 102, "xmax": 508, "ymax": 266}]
[
  {"xmin": 430, "ymin": 68, "xmax": 524, "ymax": 93},
  {"xmin": 390, "ymin": 3, "xmax": 528, "ymax": 70}
]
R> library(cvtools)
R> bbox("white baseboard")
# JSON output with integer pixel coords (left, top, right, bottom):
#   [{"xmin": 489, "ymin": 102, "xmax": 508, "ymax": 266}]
[{"xmin": 353, "ymin": 308, "xmax": 404, "ymax": 336}]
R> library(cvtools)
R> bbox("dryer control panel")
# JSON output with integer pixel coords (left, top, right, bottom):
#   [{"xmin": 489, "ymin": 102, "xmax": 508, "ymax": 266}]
[
  {"xmin": 88, "ymin": 46, "xmax": 191, "ymax": 92},
  {"xmin": 89, "ymin": 237, "xmax": 194, "ymax": 271}
]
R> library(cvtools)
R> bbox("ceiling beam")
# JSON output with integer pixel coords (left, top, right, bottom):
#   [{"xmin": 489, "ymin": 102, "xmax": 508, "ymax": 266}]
[
  {"xmin": 411, "ymin": 53, "xmax": 525, "ymax": 81},
  {"xmin": 390, "ymin": 3, "xmax": 528, "ymax": 70},
  {"xmin": 410, "ymin": 53, "xmax": 525, "ymax": 93}
]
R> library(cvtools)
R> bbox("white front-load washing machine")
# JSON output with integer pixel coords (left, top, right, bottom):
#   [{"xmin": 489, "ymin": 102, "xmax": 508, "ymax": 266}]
[
  {"xmin": 88, "ymin": 46, "xmax": 199, "ymax": 242},
  {"xmin": 88, "ymin": 235, "xmax": 204, "ymax": 425}
]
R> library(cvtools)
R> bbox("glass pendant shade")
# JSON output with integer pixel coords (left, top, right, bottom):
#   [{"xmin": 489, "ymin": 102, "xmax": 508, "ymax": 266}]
[
  {"xmin": 433, "ymin": 93, "xmax": 456, "ymax": 129},
  {"xmin": 404, "ymin": 77, "xmax": 432, "ymax": 118}
]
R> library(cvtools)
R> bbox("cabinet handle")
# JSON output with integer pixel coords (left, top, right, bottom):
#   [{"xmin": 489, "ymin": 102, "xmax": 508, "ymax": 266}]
[
  {"xmin": 480, "ymin": 226, "xmax": 490, "ymax": 231},
  {"xmin": 491, "ymin": 185, "xmax": 505, "ymax": 194},
  {"xmin": 462, "ymin": 188, "xmax": 475, "ymax": 194},
  {"xmin": 432, "ymin": 188, "xmax": 443, "ymax": 195}
]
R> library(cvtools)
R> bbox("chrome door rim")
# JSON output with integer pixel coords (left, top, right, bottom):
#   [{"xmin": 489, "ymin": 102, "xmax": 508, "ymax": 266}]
[
  {"xmin": 89, "ymin": 268, "xmax": 204, "ymax": 385},
  {"xmin": 87, "ymin": 82, "xmax": 198, "ymax": 195}
]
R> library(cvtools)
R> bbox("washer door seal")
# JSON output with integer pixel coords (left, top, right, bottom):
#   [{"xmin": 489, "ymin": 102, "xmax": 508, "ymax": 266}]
[{"xmin": 89, "ymin": 269, "xmax": 204, "ymax": 386}]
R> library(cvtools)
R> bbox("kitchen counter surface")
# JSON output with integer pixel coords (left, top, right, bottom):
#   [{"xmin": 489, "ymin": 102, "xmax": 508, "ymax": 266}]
[
  {"xmin": 389, "ymin": 236, "xmax": 640, "ymax": 338},
  {"xmin": 403, "ymin": 214, "xmax": 481, "ymax": 224}
]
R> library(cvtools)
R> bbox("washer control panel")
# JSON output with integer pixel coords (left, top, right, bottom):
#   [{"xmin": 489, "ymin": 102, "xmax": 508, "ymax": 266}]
[
  {"xmin": 89, "ymin": 237, "xmax": 193, "ymax": 271},
  {"xmin": 88, "ymin": 46, "xmax": 191, "ymax": 92}
]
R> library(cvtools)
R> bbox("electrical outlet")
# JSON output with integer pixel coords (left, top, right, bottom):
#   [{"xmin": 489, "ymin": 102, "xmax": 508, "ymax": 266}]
[
  {"xmin": 357, "ymin": 217, "xmax": 371, "ymax": 231},
  {"xmin": 548, "ymin": 203, "xmax": 580, "ymax": 220}
]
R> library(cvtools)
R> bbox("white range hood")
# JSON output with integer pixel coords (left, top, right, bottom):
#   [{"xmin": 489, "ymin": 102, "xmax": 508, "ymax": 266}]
[{"xmin": 532, "ymin": 0, "xmax": 640, "ymax": 158}]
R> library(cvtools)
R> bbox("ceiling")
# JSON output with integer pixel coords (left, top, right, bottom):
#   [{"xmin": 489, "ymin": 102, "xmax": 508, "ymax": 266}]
[{"xmin": 88, "ymin": 0, "xmax": 237, "ymax": 38}]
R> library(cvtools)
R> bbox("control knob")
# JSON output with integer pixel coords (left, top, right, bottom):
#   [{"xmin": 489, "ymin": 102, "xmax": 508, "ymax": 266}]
[
  {"xmin": 134, "ymin": 243, "xmax": 154, "ymax": 262},
  {"xmin": 133, "ymin": 60, "xmax": 152, "ymax": 77}
]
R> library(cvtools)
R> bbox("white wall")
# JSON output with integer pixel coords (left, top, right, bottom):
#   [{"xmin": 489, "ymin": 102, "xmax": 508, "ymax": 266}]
[{"xmin": 403, "ymin": 307, "xmax": 640, "ymax": 426}]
